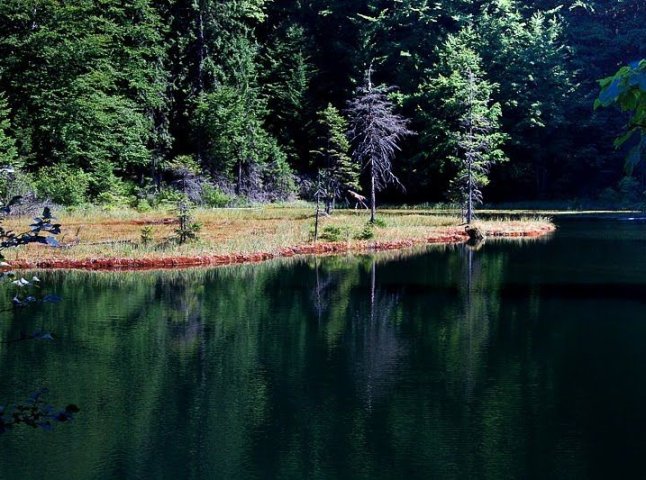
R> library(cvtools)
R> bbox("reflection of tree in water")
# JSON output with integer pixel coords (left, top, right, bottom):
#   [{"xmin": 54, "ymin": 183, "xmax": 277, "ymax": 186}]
[
  {"xmin": 308, "ymin": 256, "xmax": 361, "ymax": 347},
  {"xmin": 309, "ymin": 255, "xmax": 410, "ymax": 407},
  {"xmin": 154, "ymin": 276, "xmax": 205, "ymax": 353},
  {"xmin": 311, "ymin": 258, "xmax": 335, "ymax": 325},
  {"xmin": 446, "ymin": 242, "xmax": 504, "ymax": 400},
  {"xmin": 348, "ymin": 258, "xmax": 405, "ymax": 409}
]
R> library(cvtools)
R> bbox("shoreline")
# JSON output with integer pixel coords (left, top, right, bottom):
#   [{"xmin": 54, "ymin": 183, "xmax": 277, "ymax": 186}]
[{"xmin": 3, "ymin": 224, "xmax": 556, "ymax": 272}]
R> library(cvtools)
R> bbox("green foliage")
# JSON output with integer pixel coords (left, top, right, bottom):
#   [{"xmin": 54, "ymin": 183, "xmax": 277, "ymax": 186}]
[
  {"xmin": 0, "ymin": 168, "xmax": 34, "ymax": 206},
  {"xmin": 0, "ymin": 93, "xmax": 17, "ymax": 169},
  {"xmin": 140, "ymin": 226, "xmax": 155, "ymax": 246},
  {"xmin": 262, "ymin": 24, "xmax": 312, "ymax": 160},
  {"xmin": 354, "ymin": 223, "xmax": 375, "ymax": 240},
  {"xmin": 312, "ymin": 104, "xmax": 358, "ymax": 212},
  {"xmin": 319, "ymin": 225, "xmax": 349, "ymax": 242},
  {"xmin": 0, "ymin": 0, "xmax": 168, "ymax": 184},
  {"xmin": 154, "ymin": 188, "xmax": 186, "ymax": 206},
  {"xmin": 90, "ymin": 162, "xmax": 134, "ymax": 206},
  {"xmin": 0, "ymin": 0, "xmax": 642, "ymax": 205},
  {"xmin": 372, "ymin": 218, "xmax": 387, "ymax": 228},
  {"xmin": 195, "ymin": 86, "xmax": 293, "ymax": 198},
  {"xmin": 596, "ymin": 60, "xmax": 646, "ymax": 173},
  {"xmin": 162, "ymin": 155, "xmax": 202, "ymax": 178},
  {"xmin": 174, "ymin": 201, "xmax": 202, "ymax": 245},
  {"xmin": 34, "ymin": 165, "xmax": 90, "ymax": 206},
  {"xmin": 202, "ymin": 185, "xmax": 233, "ymax": 208},
  {"xmin": 135, "ymin": 198, "xmax": 153, "ymax": 213},
  {"xmin": 419, "ymin": 27, "xmax": 506, "ymax": 218}
]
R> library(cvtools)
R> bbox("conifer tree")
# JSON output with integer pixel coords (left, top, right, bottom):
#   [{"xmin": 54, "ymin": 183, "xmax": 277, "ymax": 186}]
[
  {"xmin": 420, "ymin": 27, "xmax": 506, "ymax": 216},
  {"xmin": 0, "ymin": 93, "xmax": 17, "ymax": 169},
  {"xmin": 347, "ymin": 68, "xmax": 413, "ymax": 223},
  {"xmin": 312, "ymin": 104, "xmax": 359, "ymax": 213},
  {"xmin": 452, "ymin": 69, "xmax": 506, "ymax": 223}
]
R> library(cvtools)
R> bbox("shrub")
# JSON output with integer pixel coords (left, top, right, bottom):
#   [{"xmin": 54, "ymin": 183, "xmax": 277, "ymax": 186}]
[
  {"xmin": 355, "ymin": 223, "xmax": 375, "ymax": 240},
  {"xmin": 319, "ymin": 225, "xmax": 350, "ymax": 242},
  {"xmin": 202, "ymin": 184, "xmax": 233, "ymax": 208},
  {"xmin": 92, "ymin": 175, "xmax": 135, "ymax": 207},
  {"xmin": 174, "ymin": 201, "xmax": 202, "ymax": 245},
  {"xmin": 154, "ymin": 188, "xmax": 186, "ymax": 206},
  {"xmin": 140, "ymin": 226, "xmax": 154, "ymax": 246},
  {"xmin": 35, "ymin": 165, "xmax": 90, "ymax": 205},
  {"xmin": 135, "ymin": 198, "xmax": 153, "ymax": 213},
  {"xmin": 0, "ymin": 168, "xmax": 35, "ymax": 204},
  {"xmin": 617, "ymin": 176, "xmax": 643, "ymax": 206},
  {"xmin": 372, "ymin": 218, "xmax": 387, "ymax": 228}
]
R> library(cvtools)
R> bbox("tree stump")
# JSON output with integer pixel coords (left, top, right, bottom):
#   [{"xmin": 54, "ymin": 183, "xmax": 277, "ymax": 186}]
[{"xmin": 465, "ymin": 225, "xmax": 485, "ymax": 243}]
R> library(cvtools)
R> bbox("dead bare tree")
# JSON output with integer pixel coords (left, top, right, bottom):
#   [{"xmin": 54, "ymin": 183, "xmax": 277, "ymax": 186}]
[
  {"xmin": 347, "ymin": 67, "xmax": 413, "ymax": 223},
  {"xmin": 347, "ymin": 190, "xmax": 369, "ymax": 211}
]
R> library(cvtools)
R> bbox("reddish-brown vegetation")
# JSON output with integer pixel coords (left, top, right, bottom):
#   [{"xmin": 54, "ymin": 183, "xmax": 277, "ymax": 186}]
[{"xmin": 2, "ymin": 223, "xmax": 555, "ymax": 271}]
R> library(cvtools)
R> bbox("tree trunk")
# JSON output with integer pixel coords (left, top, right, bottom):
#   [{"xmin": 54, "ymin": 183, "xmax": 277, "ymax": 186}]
[
  {"xmin": 467, "ymin": 157, "xmax": 473, "ymax": 224},
  {"xmin": 195, "ymin": 1, "xmax": 205, "ymax": 164},
  {"xmin": 314, "ymin": 183, "xmax": 321, "ymax": 241},
  {"xmin": 236, "ymin": 160, "xmax": 243, "ymax": 195},
  {"xmin": 370, "ymin": 160, "xmax": 376, "ymax": 223}
]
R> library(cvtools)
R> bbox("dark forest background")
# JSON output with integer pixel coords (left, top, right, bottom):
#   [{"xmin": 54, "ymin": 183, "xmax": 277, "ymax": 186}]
[{"xmin": 0, "ymin": 0, "xmax": 644, "ymax": 206}]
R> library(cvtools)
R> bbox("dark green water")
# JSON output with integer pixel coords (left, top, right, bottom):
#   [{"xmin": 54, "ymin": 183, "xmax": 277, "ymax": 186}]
[{"xmin": 2, "ymin": 218, "xmax": 646, "ymax": 479}]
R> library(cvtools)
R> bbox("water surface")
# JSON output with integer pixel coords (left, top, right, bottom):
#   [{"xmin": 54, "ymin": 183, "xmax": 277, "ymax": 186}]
[{"xmin": 1, "ymin": 218, "xmax": 646, "ymax": 479}]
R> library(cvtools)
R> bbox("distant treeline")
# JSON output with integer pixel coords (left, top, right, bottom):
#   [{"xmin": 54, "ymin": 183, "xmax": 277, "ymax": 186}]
[{"xmin": 0, "ymin": 0, "xmax": 644, "ymax": 206}]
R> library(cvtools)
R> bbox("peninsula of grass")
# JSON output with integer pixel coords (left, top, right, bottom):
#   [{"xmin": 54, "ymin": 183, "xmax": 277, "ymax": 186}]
[{"xmin": 2, "ymin": 205, "xmax": 555, "ymax": 270}]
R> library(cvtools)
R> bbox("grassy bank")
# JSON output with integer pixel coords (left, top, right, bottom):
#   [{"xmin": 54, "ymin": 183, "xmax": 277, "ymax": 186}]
[{"xmin": 2, "ymin": 205, "xmax": 555, "ymax": 270}]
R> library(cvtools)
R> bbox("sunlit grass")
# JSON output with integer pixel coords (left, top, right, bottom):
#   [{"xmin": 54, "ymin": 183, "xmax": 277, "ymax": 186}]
[{"xmin": 3, "ymin": 204, "xmax": 555, "ymax": 264}]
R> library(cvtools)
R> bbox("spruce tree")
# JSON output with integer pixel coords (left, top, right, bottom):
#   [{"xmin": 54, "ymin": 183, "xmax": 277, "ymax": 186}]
[
  {"xmin": 312, "ymin": 104, "xmax": 358, "ymax": 213},
  {"xmin": 452, "ymin": 69, "xmax": 506, "ymax": 223},
  {"xmin": 347, "ymin": 68, "xmax": 413, "ymax": 223},
  {"xmin": 420, "ymin": 27, "xmax": 506, "ymax": 216},
  {"xmin": 0, "ymin": 93, "xmax": 17, "ymax": 168}
]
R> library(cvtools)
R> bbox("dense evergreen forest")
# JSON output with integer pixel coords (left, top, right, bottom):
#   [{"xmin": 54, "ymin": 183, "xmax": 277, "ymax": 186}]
[{"xmin": 0, "ymin": 0, "xmax": 644, "ymax": 207}]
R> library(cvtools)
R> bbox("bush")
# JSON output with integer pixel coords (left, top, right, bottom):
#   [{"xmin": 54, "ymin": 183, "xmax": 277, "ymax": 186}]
[
  {"xmin": 140, "ymin": 226, "xmax": 154, "ymax": 246},
  {"xmin": 372, "ymin": 218, "xmax": 387, "ymax": 228},
  {"xmin": 134, "ymin": 198, "xmax": 153, "ymax": 213},
  {"xmin": 35, "ymin": 165, "xmax": 90, "ymax": 205},
  {"xmin": 202, "ymin": 184, "xmax": 233, "ymax": 208},
  {"xmin": 0, "ymin": 168, "xmax": 35, "ymax": 205},
  {"xmin": 154, "ymin": 188, "xmax": 186, "ymax": 206},
  {"xmin": 175, "ymin": 201, "xmax": 202, "ymax": 245},
  {"xmin": 90, "ymin": 167, "xmax": 135, "ymax": 207},
  {"xmin": 617, "ymin": 176, "xmax": 643, "ymax": 206},
  {"xmin": 355, "ymin": 223, "xmax": 375, "ymax": 240},
  {"xmin": 599, "ymin": 176, "xmax": 645, "ymax": 208},
  {"xmin": 320, "ymin": 225, "xmax": 350, "ymax": 242}
]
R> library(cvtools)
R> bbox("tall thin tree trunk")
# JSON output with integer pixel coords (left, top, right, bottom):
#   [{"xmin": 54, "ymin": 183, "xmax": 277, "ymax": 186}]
[
  {"xmin": 314, "ymin": 171, "xmax": 321, "ymax": 241},
  {"xmin": 236, "ymin": 160, "xmax": 243, "ymax": 195},
  {"xmin": 315, "ymin": 258, "xmax": 322, "ymax": 324},
  {"xmin": 370, "ymin": 160, "xmax": 376, "ymax": 223},
  {"xmin": 195, "ymin": 1, "xmax": 206, "ymax": 164},
  {"xmin": 466, "ymin": 70, "xmax": 475, "ymax": 224},
  {"xmin": 467, "ymin": 157, "xmax": 473, "ymax": 224}
]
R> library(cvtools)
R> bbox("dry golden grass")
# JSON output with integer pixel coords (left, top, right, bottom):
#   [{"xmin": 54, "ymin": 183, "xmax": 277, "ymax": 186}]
[{"xmin": 2, "ymin": 205, "xmax": 554, "ymax": 266}]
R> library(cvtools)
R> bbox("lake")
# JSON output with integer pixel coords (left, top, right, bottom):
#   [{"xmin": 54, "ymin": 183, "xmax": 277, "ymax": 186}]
[{"xmin": 1, "ymin": 217, "xmax": 646, "ymax": 479}]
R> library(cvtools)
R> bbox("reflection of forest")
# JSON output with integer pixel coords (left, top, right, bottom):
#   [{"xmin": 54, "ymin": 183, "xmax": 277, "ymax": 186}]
[
  {"xmin": 313, "ymin": 256, "xmax": 405, "ymax": 408},
  {"xmin": 0, "ymin": 247, "xmax": 580, "ymax": 479}
]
